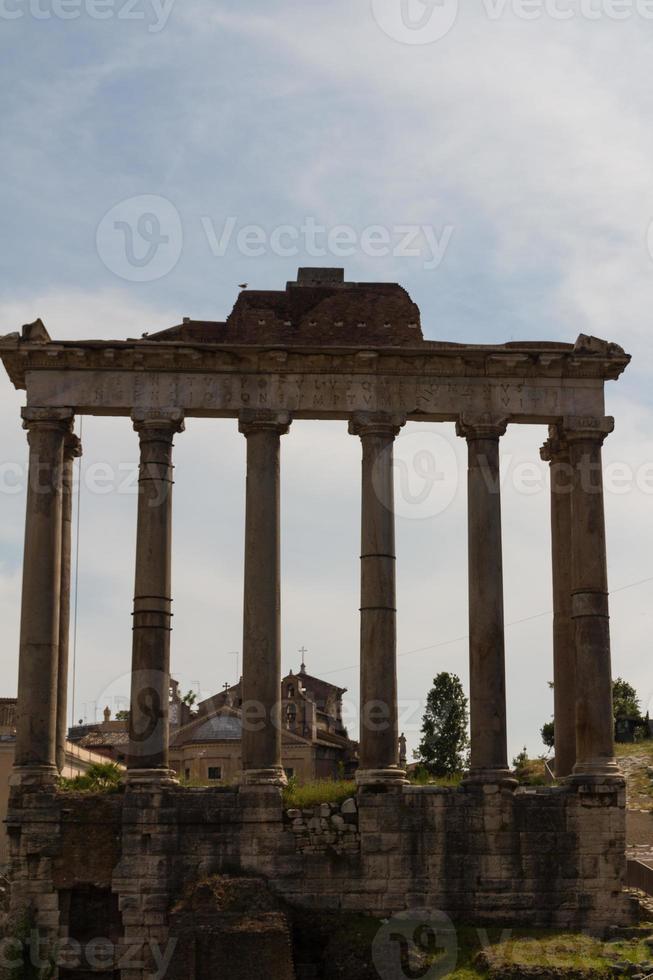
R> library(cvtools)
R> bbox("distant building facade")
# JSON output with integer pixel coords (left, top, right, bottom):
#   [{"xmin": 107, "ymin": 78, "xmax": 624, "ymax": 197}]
[
  {"xmin": 67, "ymin": 679, "xmax": 193, "ymax": 762},
  {"xmin": 64, "ymin": 666, "xmax": 359, "ymax": 785},
  {"xmin": 170, "ymin": 664, "xmax": 358, "ymax": 784},
  {"xmin": 67, "ymin": 706, "xmax": 131, "ymax": 762}
]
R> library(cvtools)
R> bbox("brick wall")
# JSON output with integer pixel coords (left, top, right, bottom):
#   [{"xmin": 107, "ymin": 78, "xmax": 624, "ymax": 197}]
[{"xmin": 4, "ymin": 778, "xmax": 632, "ymax": 978}]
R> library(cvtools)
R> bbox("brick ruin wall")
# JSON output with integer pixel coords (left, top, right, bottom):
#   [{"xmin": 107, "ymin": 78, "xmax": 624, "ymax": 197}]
[{"xmin": 4, "ymin": 780, "xmax": 633, "ymax": 977}]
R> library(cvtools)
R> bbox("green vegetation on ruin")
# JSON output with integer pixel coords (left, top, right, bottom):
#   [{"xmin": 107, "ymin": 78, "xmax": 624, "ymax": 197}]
[
  {"xmin": 615, "ymin": 739, "xmax": 653, "ymax": 810},
  {"xmin": 409, "ymin": 768, "xmax": 464, "ymax": 787},
  {"xmin": 282, "ymin": 778, "xmax": 357, "ymax": 809},
  {"xmin": 57, "ymin": 761, "xmax": 122, "ymax": 794},
  {"xmin": 327, "ymin": 918, "xmax": 653, "ymax": 979}
]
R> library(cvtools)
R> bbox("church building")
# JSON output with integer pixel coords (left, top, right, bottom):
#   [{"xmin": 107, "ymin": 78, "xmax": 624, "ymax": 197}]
[{"xmin": 169, "ymin": 663, "xmax": 358, "ymax": 784}]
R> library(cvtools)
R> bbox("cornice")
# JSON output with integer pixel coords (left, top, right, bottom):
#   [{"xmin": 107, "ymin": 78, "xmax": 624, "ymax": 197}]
[{"xmin": 0, "ymin": 333, "xmax": 631, "ymax": 391}]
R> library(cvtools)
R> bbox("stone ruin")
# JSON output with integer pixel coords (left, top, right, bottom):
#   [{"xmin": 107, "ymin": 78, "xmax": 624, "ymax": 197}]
[{"xmin": 0, "ymin": 268, "xmax": 636, "ymax": 977}]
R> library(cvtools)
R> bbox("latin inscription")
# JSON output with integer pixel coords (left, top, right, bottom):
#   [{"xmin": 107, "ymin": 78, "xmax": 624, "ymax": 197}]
[{"xmin": 25, "ymin": 369, "xmax": 602, "ymax": 421}]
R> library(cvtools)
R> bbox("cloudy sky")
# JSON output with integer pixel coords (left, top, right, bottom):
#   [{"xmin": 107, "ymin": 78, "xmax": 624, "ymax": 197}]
[{"xmin": 1, "ymin": 0, "xmax": 652, "ymax": 759}]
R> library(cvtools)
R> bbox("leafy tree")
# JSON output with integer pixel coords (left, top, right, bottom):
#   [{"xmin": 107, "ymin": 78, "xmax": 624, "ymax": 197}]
[
  {"xmin": 182, "ymin": 690, "xmax": 198, "ymax": 707},
  {"xmin": 541, "ymin": 678, "xmax": 644, "ymax": 745},
  {"xmin": 115, "ymin": 710, "xmax": 129, "ymax": 721},
  {"xmin": 414, "ymin": 672, "xmax": 469, "ymax": 777},
  {"xmin": 613, "ymin": 678, "xmax": 642, "ymax": 720},
  {"xmin": 512, "ymin": 746, "xmax": 529, "ymax": 771},
  {"xmin": 541, "ymin": 721, "xmax": 555, "ymax": 750}
]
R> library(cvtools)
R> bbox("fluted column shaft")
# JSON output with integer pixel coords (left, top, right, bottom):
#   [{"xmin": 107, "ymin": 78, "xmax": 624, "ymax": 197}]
[
  {"xmin": 14, "ymin": 407, "xmax": 74, "ymax": 781},
  {"xmin": 239, "ymin": 410, "xmax": 290, "ymax": 786},
  {"xmin": 563, "ymin": 416, "xmax": 620, "ymax": 780},
  {"xmin": 349, "ymin": 412, "xmax": 406, "ymax": 786},
  {"xmin": 127, "ymin": 409, "xmax": 184, "ymax": 780},
  {"xmin": 541, "ymin": 429, "xmax": 576, "ymax": 778},
  {"xmin": 56, "ymin": 432, "xmax": 82, "ymax": 774},
  {"xmin": 456, "ymin": 414, "xmax": 511, "ymax": 783}
]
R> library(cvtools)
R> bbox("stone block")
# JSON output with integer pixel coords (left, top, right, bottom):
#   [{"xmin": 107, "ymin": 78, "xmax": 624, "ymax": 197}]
[
  {"xmin": 35, "ymin": 910, "xmax": 60, "ymax": 929},
  {"xmin": 364, "ymin": 855, "xmax": 389, "ymax": 878},
  {"xmin": 361, "ymin": 832, "xmax": 401, "ymax": 855},
  {"xmin": 34, "ymin": 892, "xmax": 59, "ymax": 911}
]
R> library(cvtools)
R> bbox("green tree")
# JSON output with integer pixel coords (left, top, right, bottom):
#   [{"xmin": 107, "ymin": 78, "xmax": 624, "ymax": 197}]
[
  {"xmin": 613, "ymin": 678, "xmax": 641, "ymax": 720},
  {"xmin": 415, "ymin": 673, "xmax": 469, "ymax": 777},
  {"xmin": 115, "ymin": 710, "xmax": 129, "ymax": 722},
  {"xmin": 541, "ymin": 721, "xmax": 555, "ymax": 750}
]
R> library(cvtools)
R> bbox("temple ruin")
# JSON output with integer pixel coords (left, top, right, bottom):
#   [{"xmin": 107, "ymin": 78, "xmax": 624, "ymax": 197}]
[{"xmin": 0, "ymin": 267, "xmax": 636, "ymax": 975}]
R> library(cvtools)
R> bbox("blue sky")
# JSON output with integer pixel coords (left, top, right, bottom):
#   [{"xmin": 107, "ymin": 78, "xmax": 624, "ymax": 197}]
[{"xmin": 1, "ymin": 0, "xmax": 653, "ymax": 758}]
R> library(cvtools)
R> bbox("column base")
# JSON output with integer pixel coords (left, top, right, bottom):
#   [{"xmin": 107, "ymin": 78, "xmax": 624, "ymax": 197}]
[
  {"xmin": 241, "ymin": 767, "xmax": 288, "ymax": 787},
  {"xmin": 124, "ymin": 768, "xmax": 179, "ymax": 788},
  {"xmin": 10, "ymin": 765, "xmax": 59, "ymax": 787},
  {"xmin": 569, "ymin": 758, "xmax": 624, "ymax": 784},
  {"xmin": 462, "ymin": 768, "xmax": 518, "ymax": 788},
  {"xmin": 356, "ymin": 767, "xmax": 408, "ymax": 787}
]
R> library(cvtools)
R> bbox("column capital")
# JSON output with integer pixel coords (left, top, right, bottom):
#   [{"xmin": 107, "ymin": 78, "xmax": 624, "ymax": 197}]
[
  {"xmin": 63, "ymin": 432, "xmax": 82, "ymax": 461},
  {"xmin": 21, "ymin": 407, "xmax": 74, "ymax": 433},
  {"xmin": 348, "ymin": 411, "xmax": 406, "ymax": 438},
  {"xmin": 456, "ymin": 413, "xmax": 509, "ymax": 440},
  {"xmin": 540, "ymin": 424, "xmax": 569, "ymax": 463},
  {"xmin": 560, "ymin": 416, "xmax": 614, "ymax": 445},
  {"xmin": 131, "ymin": 408, "xmax": 185, "ymax": 435},
  {"xmin": 238, "ymin": 409, "xmax": 291, "ymax": 437}
]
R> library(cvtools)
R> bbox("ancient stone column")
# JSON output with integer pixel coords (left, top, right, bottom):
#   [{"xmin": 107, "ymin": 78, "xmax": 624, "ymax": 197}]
[
  {"xmin": 562, "ymin": 416, "xmax": 621, "ymax": 781},
  {"xmin": 14, "ymin": 407, "xmax": 74, "ymax": 783},
  {"xmin": 127, "ymin": 409, "xmax": 184, "ymax": 783},
  {"xmin": 456, "ymin": 414, "xmax": 512, "ymax": 784},
  {"xmin": 349, "ymin": 412, "xmax": 406, "ymax": 786},
  {"xmin": 239, "ymin": 410, "xmax": 291, "ymax": 786},
  {"xmin": 541, "ymin": 428, "xmax": 576, "ymax": 778},
  {"xmin": 56, "ymin": 431, "xmax": 82, "ymax": 774}
]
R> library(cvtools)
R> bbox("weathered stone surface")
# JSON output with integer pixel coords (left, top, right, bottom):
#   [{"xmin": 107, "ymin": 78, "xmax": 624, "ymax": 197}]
[
  {"xmin": 1, "ymin": 271, "xmax": 634, "ymax": 976},
  {"xmin": 166, "ymin": 876, "xmax": 295, "ymax": 980}
]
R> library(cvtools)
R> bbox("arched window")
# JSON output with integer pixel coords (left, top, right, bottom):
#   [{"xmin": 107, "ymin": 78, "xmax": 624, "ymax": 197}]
[
  {"xmin": 286, "ymin": 703, "xmax": 297, "ymax": 727},
  {"xmin": 287, "ymin": 684, "xmax": 295, "ymax": 698}
]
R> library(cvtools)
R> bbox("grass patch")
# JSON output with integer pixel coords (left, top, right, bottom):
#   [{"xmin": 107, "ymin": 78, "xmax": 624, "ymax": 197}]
[
  {"xmin": 58, "ymin": 761, "xmax": 122, "ymax": 794},
  {"xmin": 318, "ymin": 920, "xmax": 653, "ymax": 979},
  {"xmin": 432, "ymin": 773, "xmax": 464, "ymax": 788},
  {"xmin": 282, "ymin": 778, "xmax": 356, "ymax": 810},
  {"xmin": 475, "ymin": 931, "xmax": 653, "ymax": 977},
  {"xmin": 616, "ymin": 739, "xmax": 653, "ymax": 759},
  {"xmin": 512, "ymin": 751, "xmax": 553, "ymax": 787},
  {"xmin": 409, "ymin": 767, "xmax": 464, "ymax": 787},
  {"xmin": 615, "ymin": 738, "xmax": 653, "ymax": 809}
]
